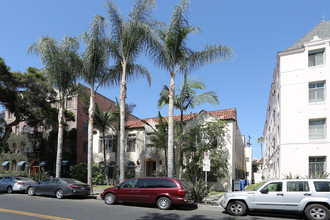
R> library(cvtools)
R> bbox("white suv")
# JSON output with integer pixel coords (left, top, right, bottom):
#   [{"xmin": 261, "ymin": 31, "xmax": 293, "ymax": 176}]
[{"xmin": 220, "ymin": 179, "xmax": 330, "ymax": 220}]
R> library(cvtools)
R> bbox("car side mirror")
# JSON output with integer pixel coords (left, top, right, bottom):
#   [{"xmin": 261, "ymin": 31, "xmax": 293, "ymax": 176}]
[
  {"xmin": 116, "ymin": 184, "xmax": 120, "ymax": 189},
  {"xmin": 260, "ymin": 188, "xmax": 269, "ymax": 194}
]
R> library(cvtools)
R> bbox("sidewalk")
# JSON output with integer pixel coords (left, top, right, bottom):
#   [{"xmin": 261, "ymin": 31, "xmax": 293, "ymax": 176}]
[{"xmin": 91, "ymin": 189, "xmax": 224, "ymax": 207}]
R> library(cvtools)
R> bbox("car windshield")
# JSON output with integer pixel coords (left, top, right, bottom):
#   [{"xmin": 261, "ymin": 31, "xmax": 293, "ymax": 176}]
[
  {"xmin": 61, "ymin": 178, "xmax": 85, "ymax": 184},
  {"xmin": 253, "ymin": 182, "xmax": 266, "ymax": 191},
  {"xmin": 16, "ymin": 177, "xmax": 33, "ymax": 181}
]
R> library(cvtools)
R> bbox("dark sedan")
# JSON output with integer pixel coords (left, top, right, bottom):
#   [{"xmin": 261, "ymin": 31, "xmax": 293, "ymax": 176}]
[{"xmin": 27, "ymin": 178, "xmax": 90, "ymax": 199}]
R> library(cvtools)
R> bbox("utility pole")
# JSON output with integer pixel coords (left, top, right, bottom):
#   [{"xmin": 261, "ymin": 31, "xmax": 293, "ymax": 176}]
[{"xmin": 247, "ymin": 136, "xmax": 251, "ymax": 147}]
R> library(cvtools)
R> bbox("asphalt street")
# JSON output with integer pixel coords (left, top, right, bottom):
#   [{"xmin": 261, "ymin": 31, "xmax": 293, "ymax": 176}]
[{"xmin": 0, "ymin": 193, "xmax": 305, "ymax": 220}]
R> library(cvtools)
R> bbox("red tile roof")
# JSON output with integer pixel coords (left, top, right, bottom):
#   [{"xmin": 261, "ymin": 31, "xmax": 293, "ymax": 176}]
[{"xmin": 125, "ymin": 108, "xmax": 237, "ymax": 129}]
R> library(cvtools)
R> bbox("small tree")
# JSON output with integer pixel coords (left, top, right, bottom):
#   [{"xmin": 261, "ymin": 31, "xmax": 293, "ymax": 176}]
[
  {"xmin": 252, "ymin": 160, "xmax": 260, "ymax": 173},
  {"xmin": 181, "ymin": 119, "xmax": 229, "ymax": 200}
]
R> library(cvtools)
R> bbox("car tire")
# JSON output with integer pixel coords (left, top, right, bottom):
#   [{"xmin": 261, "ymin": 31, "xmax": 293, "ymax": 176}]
[
  {"xmin": 104, "ymin": 193, "xmax": 116, "ymax": 205},
  {"xmin": 7, "ymin": 186, "xmax": 13, "ymax": 194},
  {"xmin": 27, "ymin": 187, "xmax": 35, "ymax": 196},
  {"xmin": 157, "ymin": 197, "xmax": 171, "ymax": 210},
  {"xmin": 227, "ymin": 200, "xmax": 247, "ymax": 216},
  {"xmin": 56, "ymin": 189, "xmax": 64, "ymax": 199},
  {"xmin": 304, "ymin": 204, "xmax": 329, "ymax": 220}
]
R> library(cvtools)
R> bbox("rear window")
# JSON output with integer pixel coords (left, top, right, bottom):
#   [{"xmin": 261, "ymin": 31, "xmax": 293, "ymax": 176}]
[
  {"xmin": 178, "ymin": 179, "xmax": 191, "ymax": 190},
  {"xmin": 314, "ymin": 181, "xmax": 330, "ymax": 192},
  {"xmin": 61, "ymin": 178, "xmax": 85, "ymax": 184},
  {"xmin": 16, "ymin": 177, "xmax": 33, "ymax": 181}
]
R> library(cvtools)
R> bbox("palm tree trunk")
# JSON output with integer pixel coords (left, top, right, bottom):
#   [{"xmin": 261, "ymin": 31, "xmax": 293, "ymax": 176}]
[
  {"xmin": 167, "ymin": 72, "xmax": 175, "ymax": 178},
  {"xmin": 119, "ymin": 62, "xmax": 127, "ymax": 183},
  {"xmin": 87, "ymin": 87, "xmax": 95, "ymax": 190},
  {"xmin": 55, "ymin": 104, "xmax": 64, "ymax": 178},
  {"xmin": 179, "ymin": 109, "xmax": 184, "ymax": 178}
]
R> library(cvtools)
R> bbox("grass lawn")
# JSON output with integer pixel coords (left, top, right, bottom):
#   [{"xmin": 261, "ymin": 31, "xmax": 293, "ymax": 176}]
[
  {"xmin": 93, "ymin": 185, "xmax": 113, "ymax": 190},
  {"xmin": 208, "ymin": 191, "xmax": 224, "ymax": 196}
]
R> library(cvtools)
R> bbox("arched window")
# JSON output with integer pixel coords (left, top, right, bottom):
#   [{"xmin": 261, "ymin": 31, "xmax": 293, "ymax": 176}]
[{"xmin": 125, "ymin": 161, "xmax": 136, "ymax": 179}]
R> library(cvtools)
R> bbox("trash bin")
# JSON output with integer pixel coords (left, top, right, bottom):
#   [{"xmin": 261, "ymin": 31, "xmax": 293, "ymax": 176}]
[{"xmin": 240, "ymin": 180, "xmax": 245, "ymax": 190}]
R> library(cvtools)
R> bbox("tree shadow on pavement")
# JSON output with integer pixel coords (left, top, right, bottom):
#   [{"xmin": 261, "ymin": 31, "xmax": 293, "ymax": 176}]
[
  {"xmin": 136, "ymin": 213, "xmax": 215, "ymax": 220},
  {"xmin": 221, "ymin": 210, "xmax": 305, "ymax": 220}
]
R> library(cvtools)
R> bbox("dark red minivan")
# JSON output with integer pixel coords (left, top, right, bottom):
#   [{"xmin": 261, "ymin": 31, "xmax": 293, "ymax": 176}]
[{"xmin": 100, "ymin": 177, "xmax": 194, "ymax": 210}]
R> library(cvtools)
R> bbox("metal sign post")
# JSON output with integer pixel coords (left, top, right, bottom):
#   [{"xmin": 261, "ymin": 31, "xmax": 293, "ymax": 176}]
[{"xmin": 203, "ymin": 152, "xmax": 210, "ymax": 187}]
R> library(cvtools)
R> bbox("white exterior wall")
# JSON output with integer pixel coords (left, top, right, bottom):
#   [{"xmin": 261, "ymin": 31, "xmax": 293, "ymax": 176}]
[
  {"xmin": 264, "ymin": 37, "xmax": 330, "ymax": 180},
  {"xmin": 245, "ymin": 146, "xmax": 252, "ymax": 184}
]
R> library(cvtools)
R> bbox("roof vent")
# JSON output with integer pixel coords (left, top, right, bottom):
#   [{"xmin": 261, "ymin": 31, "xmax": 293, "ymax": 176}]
[{"xmin": 311, "ymin": 35, "xmax": 320, "ymax": 41}]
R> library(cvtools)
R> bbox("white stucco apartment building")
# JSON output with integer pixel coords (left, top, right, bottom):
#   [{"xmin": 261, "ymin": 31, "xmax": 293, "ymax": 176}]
[
  {"xmin": 93, "ymin": 108, "xmax": 248, "ymax": 191},
  {"xmin": 263, "ymin": 20, "xmax": 330, "ymax": 180}
]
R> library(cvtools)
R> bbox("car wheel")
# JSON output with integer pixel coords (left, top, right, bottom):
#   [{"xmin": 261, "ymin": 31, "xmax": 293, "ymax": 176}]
[
  {"xmin": 104, "ymin": 193, "xmax": 116, "ymax": 205},
  {"xmin": 227, "ymin": 200, "xmax": 247, "ymax": 216},
  {"xmin": 27, "ymin": 187, "xmax": 35, "ymax": 196},
  {"xmin": 7, "ymin": 186, "xmax": 13, "ymax": 194},
  {"xmin": 157, "ymin": 197, "xmax": 171, "ymax": 210},
  {"xmin": 304, "ymin": 204, "xmax": 329, "ymax": 220},
  {"xmin": 56, "ymin": 189, "xmax": 64, "ymax": 199}
]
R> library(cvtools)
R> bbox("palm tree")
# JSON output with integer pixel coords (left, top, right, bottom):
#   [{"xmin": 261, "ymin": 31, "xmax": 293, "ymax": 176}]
[
  {"xmin": 94, "ymin": 104, "xmax": 116, "ymax": 185},
  {"xmin": 105, "ymin": 0, "xmax": 153, "ymax": 182},
  {"xmin": 158, "ymin": 71, "xmax": 219, "ymax": 175},
  {"xmin": 257, "ymin": 137, "xmax": 264, "ymax": 158},
  {"xmin": 148, "ymin": 0, "xmax": 232, "ymax": 177},
  {"xmin": 80, "ymin": 15, "xmax": 117, "ymax": 189},
  {"xmin": 28, "ymin": 36, "xmax": 81, "ymax": 178}
]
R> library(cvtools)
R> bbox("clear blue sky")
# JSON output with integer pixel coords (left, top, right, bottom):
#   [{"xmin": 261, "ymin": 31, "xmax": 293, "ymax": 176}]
[{"xmin": 1, "ymin": 0, "xmax": 330, "ymax": 159}]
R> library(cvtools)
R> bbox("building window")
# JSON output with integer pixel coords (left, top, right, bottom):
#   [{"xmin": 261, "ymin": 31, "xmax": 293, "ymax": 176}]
[
  {"xmin": 308, "ymin": 49, "xmax": 324, "ymax": 67},
  {"xmin": 246, "ymin": 157, "xmax": 249, "ymax": 162},
  {"xmin": 309, "ymin": 119, "xmax": 326, "ymax": 140},
  {"xmin": 66, "ymin": 98, "xmax": 72, "ymax": 109},
  {"xmin": 83, "ymin": 142, "xmax": 87, "ymax": 153},
  {"xmin": 309, "ymin": 81, "xmax": 325, "ymax": 103},
  {"xmin": 8, "ymin": 112, "xmax": 14, "ymax": 120},
  {"xmin": 125, "ymin": 161, "xmax": 136, "ymax": 179},
  {"xmin": 99, "ymin": 136, "xmax": 117, "ymax": 153},
  {"xmin": 127, "ymin": 134, "xmax": 136, "ymax": 152},
  {"xmin": 309, "ymin": 157, "xmax": 326, "ymax": 176},
  {"xmin": 83, "ymin": 121, "xmax": 88, "ymax": 133},
  {"xmin": 23, "ymin": 125, "xmax": 30, "ymax": 134}
]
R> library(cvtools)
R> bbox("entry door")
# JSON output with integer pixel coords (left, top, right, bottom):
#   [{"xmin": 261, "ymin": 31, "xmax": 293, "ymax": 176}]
[{"xmin": 146, "ymin": 160, "xmax": 156, "ymax": 176}]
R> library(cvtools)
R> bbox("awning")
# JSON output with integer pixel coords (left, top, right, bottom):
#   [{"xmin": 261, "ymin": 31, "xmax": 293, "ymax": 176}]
[
  {"xmin": 62, "ymin": 160, "xmax": 70, "ymax": 167},
  {"xmin": 17, "ymin": 161, "xmax": 26, "ymax": 166},
  {"xmin": 39, "ymin": 161, "xmax": 48, "ymax": 167},
  {"xmin": 2, "ymin": 161, "xmax": 9, "ymax": 166}
]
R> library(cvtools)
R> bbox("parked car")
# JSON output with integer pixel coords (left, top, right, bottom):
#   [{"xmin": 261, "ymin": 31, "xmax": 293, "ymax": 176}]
[
  {"xmin": 27, "ymin": 178, "xmax": 90, "ymax": 199},
  {"xmin": 220, "ymin": 179, "xmax": 330, "ymax": 220},
  {"xmin": 100, "ymin": 177, "xmax": 194, "ymax": 210},
  {"xmin": 0, "ymin": 176, "xmax": 35, "ymax": 193}
]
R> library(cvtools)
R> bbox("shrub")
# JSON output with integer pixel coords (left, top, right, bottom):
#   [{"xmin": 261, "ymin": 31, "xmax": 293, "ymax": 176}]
[
  {"xmin": 92, "ymin": 163, "xmax": 105, "ymax": 185},
  {"xmin": 70, "ymin": 162, "xmax": 105, "ymax": 184},
  {"xmin": 70, "ymin": 163, "xmax": 87, "ymax": 182},
  {"xmin": 187, "ymin": 178, "xmax": 214, "ymax": 203}
]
